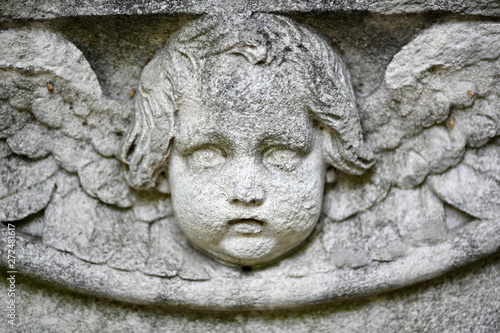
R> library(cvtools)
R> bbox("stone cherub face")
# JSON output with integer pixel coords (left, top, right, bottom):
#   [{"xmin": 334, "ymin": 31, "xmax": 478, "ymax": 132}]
[
  {"xmin": 169, "ymin": 58, "xmax": 326, "ymax": 265},
  {"xmin": 120, "ymin": 14, "xmax": 373, "ymax": 267}
]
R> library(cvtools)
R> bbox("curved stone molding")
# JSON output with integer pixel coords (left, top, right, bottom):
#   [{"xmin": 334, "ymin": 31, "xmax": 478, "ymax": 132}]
[{"xmin": 0, "ymin": 17, "xmax": 499, "ymax": 310}]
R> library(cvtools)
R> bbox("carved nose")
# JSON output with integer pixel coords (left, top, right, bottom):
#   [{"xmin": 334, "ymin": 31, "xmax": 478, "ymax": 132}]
[{"xmin": 230, "ymin": 173, "xmax": 265, "ymax": 205}]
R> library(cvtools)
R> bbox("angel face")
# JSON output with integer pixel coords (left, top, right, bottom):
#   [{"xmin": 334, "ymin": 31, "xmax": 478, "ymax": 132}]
[
  {"xmin": 168, "ymin": 59, "xmax": 326, "ymax": 266},
  {"xmin": 121, "ymin": 14, "xmax": 373, "ymax": 267}
]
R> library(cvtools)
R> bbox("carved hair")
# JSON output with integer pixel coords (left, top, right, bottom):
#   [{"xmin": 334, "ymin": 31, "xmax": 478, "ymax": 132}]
[{"xmin": 119, "ymin": 13, "xmax": 374, "ymax": 190}]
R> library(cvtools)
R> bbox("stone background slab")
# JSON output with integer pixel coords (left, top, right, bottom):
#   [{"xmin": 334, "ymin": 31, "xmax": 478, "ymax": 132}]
[{"xmin": 2, "ymin": 0, "xmax": 500, "ymax": 21}]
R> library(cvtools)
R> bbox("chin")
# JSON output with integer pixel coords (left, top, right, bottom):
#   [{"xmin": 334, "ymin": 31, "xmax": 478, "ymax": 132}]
[{"xmin": 216, "ymin": 235, "xmax": 277, "ymax": 266}]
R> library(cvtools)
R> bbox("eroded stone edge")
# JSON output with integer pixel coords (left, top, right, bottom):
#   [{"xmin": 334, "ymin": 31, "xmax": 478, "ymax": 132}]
[{"xmin": 1, "ymin": 218, "xmax": 498, "ymax": 310}]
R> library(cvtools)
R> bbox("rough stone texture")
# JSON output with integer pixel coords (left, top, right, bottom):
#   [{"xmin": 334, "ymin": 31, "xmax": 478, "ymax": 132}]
[
  {"xmin": 2, "ymin": 0, "xmax": 500, "ymax": 21},
  {"xmin": 0, "ymin": 254, "xmax": 499, "ymax": 332},
  {"xmin": 0, "ymin": 1, "xmax": 499, "ymax": 331},
  {"xmin": 1, "ymin": 17, "xmax": 499, "ymax": 309},
  {"xmin": 119, "ymin": 13, "xmax": 372, "ymax": 266}
]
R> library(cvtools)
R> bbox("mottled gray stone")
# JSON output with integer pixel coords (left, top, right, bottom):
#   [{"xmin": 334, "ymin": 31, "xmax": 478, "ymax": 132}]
[
  {"xmin": 2, "ymin": 0, "xmax": 500, "ymax": 21},
  {"xmin": 1, "ymin": 253, "xmax": 499, "ymax": 332},
  {"xmin": 0, "ymin": 156, "xmax": 58, "ymax": 221},
  {"xmin": 0, "ymin": 1, "xmax": 499, "ymax": 331},
  {"xmin": 0, "ymin": 12, "xmax": 499, "ymax": 309},
  {"xmin": 428, "ymin": 146, "xmax": 500, "ymax": 220}
]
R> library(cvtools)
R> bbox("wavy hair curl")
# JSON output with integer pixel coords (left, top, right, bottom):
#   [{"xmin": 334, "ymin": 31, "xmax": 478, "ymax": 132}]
[{"xmin": 119, "ymin": 13, "xmax": 374, "ymax": 191}]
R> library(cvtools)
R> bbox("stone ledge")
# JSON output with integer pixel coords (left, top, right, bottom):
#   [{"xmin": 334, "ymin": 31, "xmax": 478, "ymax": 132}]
[{"xmin": 2, "ymin": 0, "xmax": 500, "ymax": 22}]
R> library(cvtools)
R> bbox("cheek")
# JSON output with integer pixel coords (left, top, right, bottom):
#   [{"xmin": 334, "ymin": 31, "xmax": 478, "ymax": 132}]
[
  {"xmin": 169, "ymin": 154, "xmax": 226, "ymax": 235},
  {"xmin": 266, "ymin": 154, "xmax": 325, "ymax": 232},
  {"xmin": 268, "ymin": 178, "xmax": 323, "ymax": 231}
]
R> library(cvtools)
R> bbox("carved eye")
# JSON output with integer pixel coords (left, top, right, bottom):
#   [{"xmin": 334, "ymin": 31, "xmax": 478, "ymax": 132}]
[
  {"xmin": 188, "ymin": 147, "xmax": 227, "ymax": 171},
  {"xmin": 263, "ymin": 148, "xmax": 302, "ymax": 172}
]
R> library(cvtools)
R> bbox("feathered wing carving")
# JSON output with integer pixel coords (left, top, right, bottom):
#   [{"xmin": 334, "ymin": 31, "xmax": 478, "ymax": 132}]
[
  {"xmin": 0, "ymin": 29, "xmax": 211, "ymax": 280},
  {"xmin": 321, "ymin": 22, "xmax": 499, "ymax": 268},
  {"xmin": 0, "ymin": 22, "xmax": 498, "ymax": 301}
]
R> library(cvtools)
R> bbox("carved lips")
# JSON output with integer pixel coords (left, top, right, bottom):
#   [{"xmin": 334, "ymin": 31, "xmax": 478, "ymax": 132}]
[{"xmin": 228, "ymin": 219, "xmax": 264, "ymax": 234}]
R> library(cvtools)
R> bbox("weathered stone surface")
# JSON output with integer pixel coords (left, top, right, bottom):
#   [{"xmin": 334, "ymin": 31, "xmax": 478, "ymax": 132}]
[
  {"xmin": 2, "ymin": 0, "xmax": 500, "ymax": 21},
  {"xmin": 0, "ymin": 156, "xmax": 58, "ymax": 221},
  {"xmin": 428, "ymin": 145, "xmax": 500, "ymax": 220},
  {"xmin": 1, "ymin": 253, "xmax": 499, "ymax": 332},
  {"xmin": 0, "ymin": 14, "xmax": 499, "ymax": 310},
  {"xmin": 0, "ymin": 2, "xmax": 499, "ymax": 331}
]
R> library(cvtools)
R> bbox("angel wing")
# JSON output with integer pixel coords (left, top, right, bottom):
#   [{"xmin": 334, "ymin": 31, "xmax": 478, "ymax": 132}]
[
  {"xmin": 320, "ymin": 22, "xmax": 499, "ymax": 269},
  {"xmin": 0, "ymin": 21, "xmax": 498, "ymax": 309},
  {"xmin": 0, "ymin": 29, "xmax": 211, "ymax": 281}
]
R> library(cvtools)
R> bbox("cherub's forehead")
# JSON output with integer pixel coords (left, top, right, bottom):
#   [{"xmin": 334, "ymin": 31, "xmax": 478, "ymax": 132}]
[
  {"xmin": 176, "ymin": 107, "xmax": 314, "ymax": 153},
  {"xmin": 178, "ymin": 93, "xmax": 312, "ymax": 140},
  {"xmin": 174, "ymin": 53, "xmax": 315, "ymax": 148},
  {"xmin": 198, "ymin": 54, "xmax": 308, "ymax": 112},
  {"xmin": 177, "ymin": 65, "xmax": 313, "ymax": 149}
]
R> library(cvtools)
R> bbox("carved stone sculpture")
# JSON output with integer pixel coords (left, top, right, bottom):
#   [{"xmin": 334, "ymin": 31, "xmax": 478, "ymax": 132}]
[
  {"xmin": 119, "ymin": 14, "xmax": 373, "ymax": 266},
  {"xmin": 0, "ymin": 12, "xmax": 499, "ymax": 311}
]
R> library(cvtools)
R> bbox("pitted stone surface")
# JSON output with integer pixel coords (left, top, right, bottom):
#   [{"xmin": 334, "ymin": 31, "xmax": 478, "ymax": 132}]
[
  {"xmin": 2, "ymin": 0, "xmax": 500, "ymax": 21},
  {"xmin": 0, "ymin": 3, "xmax": 499, "ymax": 318}
]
